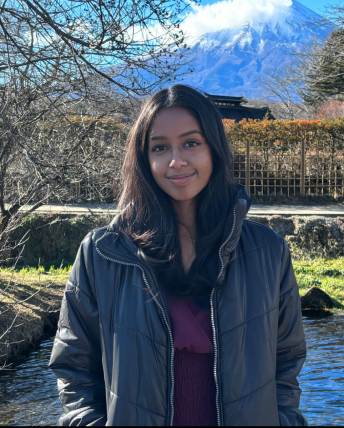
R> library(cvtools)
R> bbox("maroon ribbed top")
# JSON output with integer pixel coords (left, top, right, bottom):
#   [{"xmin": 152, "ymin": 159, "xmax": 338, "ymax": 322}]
[{"xmin": 163, "ymin": 294, "xmax": 217, "ymax": 426}]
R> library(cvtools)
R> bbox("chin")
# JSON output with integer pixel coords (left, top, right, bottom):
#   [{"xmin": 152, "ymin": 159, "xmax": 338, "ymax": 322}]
[{"xmin": 169, "ymin": 192, "xmax": 199, "ymax": 203}]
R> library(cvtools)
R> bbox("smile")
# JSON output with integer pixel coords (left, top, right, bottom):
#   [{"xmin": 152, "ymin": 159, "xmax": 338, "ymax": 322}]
[{"xmin": 167, "ymin": 172, "xmax": 196, "ymax": 186}]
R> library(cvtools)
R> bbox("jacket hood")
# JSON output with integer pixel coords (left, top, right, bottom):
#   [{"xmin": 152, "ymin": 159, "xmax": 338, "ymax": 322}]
[{"xmin": 96, "ymin": 184, "xmax": 251, "ymax": 277}]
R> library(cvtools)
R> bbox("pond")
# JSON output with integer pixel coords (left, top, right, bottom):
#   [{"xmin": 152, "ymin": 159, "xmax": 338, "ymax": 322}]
[{"xmin": 0, "ymin": 314, "xmax": 343, "ymax": 426}]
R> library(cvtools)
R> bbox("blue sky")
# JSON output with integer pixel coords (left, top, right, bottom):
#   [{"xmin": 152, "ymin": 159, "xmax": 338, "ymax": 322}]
[
  {"xmin": 199, "ymin": 0, "xmax": 335, "ymax": 13},
  {"xmin": 295, "ymin": 0, "xmax": 334, "ymax": 12}
]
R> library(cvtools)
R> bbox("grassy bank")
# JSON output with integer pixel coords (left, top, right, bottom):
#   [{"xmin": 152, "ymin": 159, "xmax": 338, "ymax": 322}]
[
  {"xmin": 0, "ymin": 257, "xmax": 343, "ymax": 366},
  {"xmin": 0, "ymin": 267, "xmax": 70, "ymax": 367},
  {"xmin": 8, "ymin": 214, "xmax": 108, "ymax": 269},
  {"xmin": 294, "ymin": 257, "xmax": 344, "ymax": 308}
]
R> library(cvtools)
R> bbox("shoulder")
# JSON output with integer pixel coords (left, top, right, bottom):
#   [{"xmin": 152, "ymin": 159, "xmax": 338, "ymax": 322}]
[
  {"xmin": 238, "ymin": 220, "xmax": 293, "ymax": 292},
  {"xmin": 242, "ymin": 218, "xmax": 284, "ymax": 244},
  {"xmin": 74, "ymin": 226, "xmax": 110, "ymax": 274},
  {"xmin": 78, "ymin": 225, "xmax": 109, "ymax": 251},
  {"xmin": 238, "ymin": 219, "xmax": 287, "ymax": 258}
]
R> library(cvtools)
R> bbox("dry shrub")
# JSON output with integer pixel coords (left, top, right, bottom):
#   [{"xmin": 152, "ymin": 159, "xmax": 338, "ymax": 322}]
[{"xmin": 314, "ymin": 100, "xmax": 344, "ymax": 120}]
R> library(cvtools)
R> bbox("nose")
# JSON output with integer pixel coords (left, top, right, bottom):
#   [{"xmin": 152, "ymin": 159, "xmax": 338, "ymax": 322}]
[{"xmin": 169, "ymin": 149, "xmax": 187, "ymax": 169}]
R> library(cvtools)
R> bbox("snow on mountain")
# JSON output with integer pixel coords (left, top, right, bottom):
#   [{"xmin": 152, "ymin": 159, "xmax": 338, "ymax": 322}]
[{"xmin": 176, "ymin": 1, "xmax": 329, "ymax": 98}]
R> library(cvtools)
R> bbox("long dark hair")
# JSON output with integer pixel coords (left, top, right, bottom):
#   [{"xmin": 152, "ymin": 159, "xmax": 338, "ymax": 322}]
[{"xmin": 117, "ymin": 84, "xmax": 235, "ymax": 297}]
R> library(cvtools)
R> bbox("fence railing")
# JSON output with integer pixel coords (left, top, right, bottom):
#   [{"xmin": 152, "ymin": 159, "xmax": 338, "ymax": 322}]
[{"xmin": 233, "ymin": 140, "xmax": 344, "ymax": 198}]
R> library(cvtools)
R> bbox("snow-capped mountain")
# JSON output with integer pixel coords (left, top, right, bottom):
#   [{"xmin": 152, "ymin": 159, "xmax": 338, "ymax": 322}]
[{"xmin": 177, "ymin": 1, "xmax": 329, "ymax": 98}]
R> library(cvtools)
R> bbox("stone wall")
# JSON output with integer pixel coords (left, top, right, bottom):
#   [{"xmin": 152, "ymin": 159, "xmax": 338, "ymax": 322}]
[
  {"xmin": 248, "ymin": 215, "xmax": 344, "ymax": 258},
  {"xmin": 7, "ymin": 214, "xmax": 344, "ymax": 269}
]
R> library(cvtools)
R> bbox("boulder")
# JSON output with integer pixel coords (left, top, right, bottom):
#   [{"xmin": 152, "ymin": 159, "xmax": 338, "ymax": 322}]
[{"xmin": 300, "ymin": 286, "xmax": 334, "ymax": 309}]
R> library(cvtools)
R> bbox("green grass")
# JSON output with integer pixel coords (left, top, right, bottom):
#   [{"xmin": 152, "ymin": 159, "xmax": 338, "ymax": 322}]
[
  {"xmin": 0, "ymin": 265, "xmax": 72, "ymax": 276},
  {"xmin": 293, "ymin": 257, "xmax": 344, "ymax": 307},
  {"xmin": 1, "ymin": 258, "xmax": 343, "ymax": 308},
  {"xmin": 0, "ymin": 266, "xmax": 71, "ymax": 296}
]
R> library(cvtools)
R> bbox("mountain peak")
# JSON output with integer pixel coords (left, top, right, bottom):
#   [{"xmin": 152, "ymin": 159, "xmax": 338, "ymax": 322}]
[{"xmin": 177, "ymin": 0, "xmax": 329, "ymax": 98}]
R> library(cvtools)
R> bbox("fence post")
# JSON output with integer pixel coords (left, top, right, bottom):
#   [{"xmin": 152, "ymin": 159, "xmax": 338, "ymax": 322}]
[
  {"xmin": 246, "ymin": 140, "xmax": 250, "ymax": 196},
  {"xmin": 301, "ymin": 140, "xmax": 305, "ymax": 197}
]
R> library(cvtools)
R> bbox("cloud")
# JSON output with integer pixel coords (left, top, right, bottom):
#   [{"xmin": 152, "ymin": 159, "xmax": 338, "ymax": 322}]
[{"xmin": 182, "ymin": 0, "xmax": 293, "ymax": 39}]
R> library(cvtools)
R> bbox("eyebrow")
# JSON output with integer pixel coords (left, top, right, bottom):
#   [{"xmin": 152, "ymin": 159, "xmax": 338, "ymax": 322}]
[{"xmin": 150, "ymin": 130, "xmax": 203, "ymax": 141}]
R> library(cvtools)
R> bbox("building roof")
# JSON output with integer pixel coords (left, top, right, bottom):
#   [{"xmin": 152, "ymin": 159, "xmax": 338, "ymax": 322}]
[
  {"xmin": 205, "ymin": 94, "xmax": 246, "ymax": 105},
  {"xmin": 205, "ymin": 93, "xmax": 275, "ymax": 122}
]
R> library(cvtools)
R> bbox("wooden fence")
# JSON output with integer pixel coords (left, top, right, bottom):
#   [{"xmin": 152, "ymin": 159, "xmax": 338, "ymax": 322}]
[
  {"xmin": 7, "ymin": 119, "xmax": 344, "ymax": 203},
  {"xmin": 232, "ymin": 139, "xmax": 344, "ymax": 197}
]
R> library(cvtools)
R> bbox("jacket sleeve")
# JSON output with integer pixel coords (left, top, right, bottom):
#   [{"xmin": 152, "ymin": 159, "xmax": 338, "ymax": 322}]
[
  {"xmin": 49, "ymin": 232, "xmax": 107, "ymax": 426},
  {"xmin": 276, "ymin": 240, "xmax": 307, "ymax": 426}
]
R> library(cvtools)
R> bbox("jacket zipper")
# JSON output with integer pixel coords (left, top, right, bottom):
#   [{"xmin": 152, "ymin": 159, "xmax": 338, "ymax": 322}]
[
  {"xmin": 211, "ymin": 207, "xmax": 237, "ymax": 427},
  {"xmin": 95, "ymin": 242, "xmax": 175, "ymax": 426}
]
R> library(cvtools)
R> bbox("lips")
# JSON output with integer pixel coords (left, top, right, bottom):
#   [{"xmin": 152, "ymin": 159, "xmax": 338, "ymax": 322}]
[{"xmin": 167, "ymin": 172, "xmax": 196, "ymax": 186}]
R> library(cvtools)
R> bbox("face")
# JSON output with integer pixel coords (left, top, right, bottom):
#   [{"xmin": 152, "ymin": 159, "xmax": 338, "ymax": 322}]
[{"xmin": 148, "ymin": 107, "xmax": 213, "ymax": 205}]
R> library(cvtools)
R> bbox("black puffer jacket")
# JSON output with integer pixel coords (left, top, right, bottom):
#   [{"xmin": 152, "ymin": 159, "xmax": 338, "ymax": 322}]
[{"xmin": 49, "ymin": 185, "xmax": 307, "ymax": 426}]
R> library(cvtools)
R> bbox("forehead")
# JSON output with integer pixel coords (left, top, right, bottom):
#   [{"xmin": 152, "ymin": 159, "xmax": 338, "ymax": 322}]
[{"xmin": 149, "ymin": 107, "xmax": 201, "ymax": 138}]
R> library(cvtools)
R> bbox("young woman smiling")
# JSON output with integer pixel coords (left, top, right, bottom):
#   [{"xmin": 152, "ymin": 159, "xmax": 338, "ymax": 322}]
[{"xmin": 49, "ymin": 85, "xmax": 307, "ymax": 426}]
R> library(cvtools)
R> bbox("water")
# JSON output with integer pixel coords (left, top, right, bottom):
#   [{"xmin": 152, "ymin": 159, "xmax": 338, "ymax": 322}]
[
  {"xmin": 0, "ymin": 340, "xmax": 61, "ymax": 426},
  {"xmin": 0, "ymin": 315, "xmax": 343, "ymax": 426},
  {"xmin": 298, "ymin": 315, "xmax": 344, "ymax": 426}
]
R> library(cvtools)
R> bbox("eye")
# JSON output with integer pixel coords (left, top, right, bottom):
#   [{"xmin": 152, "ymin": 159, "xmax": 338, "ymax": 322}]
[
  {"xmin": 152, "ymin": 145, "xmax": 167, "ymax": 152},
  {"xmin": 184, "ymin": 140, "xmax": 200, "ymax": 148}
]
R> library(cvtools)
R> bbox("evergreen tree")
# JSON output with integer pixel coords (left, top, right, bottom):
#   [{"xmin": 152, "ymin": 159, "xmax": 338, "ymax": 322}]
[{"xmin": 305, "ymin": 29, "xmax": 344, "ymax": 104}]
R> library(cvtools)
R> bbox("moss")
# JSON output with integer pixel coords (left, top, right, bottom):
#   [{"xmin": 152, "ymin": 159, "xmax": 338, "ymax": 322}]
[{"xmin": 8, "ymin": 214, "xmax": 109, "ymax": 269}]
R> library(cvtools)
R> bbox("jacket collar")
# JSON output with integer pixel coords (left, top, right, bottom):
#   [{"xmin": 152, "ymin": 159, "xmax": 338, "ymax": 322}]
[
  {"xmin": 218, "ymin": 198, "xmax": 249, "ymax": 282},
  {"xmin": 95, "ymin": 216, "xmax": 140, "ymax": 265}
]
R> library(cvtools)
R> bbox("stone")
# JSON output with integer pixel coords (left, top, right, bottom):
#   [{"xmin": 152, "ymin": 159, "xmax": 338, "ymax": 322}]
[
  {"xmin": 285, "ymin": 235, "xmax": 299, "ymax": 243},
  {"xmin": 269, "ymin": 216, "xmax": 295, "ymax": 238},
  {"xmin": 300, "ymin": 286, "xmax": 334, "ymax": 309},
  {"xmin": 247, "ymin": 215, "xmax": 344, "ymax": 258},
  {"xmin": 301, "ymin": 308, "xmax": 333, "ymax": 318},
  {"xmin": 246, "ymin": 215, "xmax": 270, "ymax": 227}
]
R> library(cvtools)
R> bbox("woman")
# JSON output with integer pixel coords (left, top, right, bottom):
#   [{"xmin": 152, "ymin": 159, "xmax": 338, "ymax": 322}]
[{"xmin": 49, "ymin": 85, "xmax": 307, "ymax": 426}]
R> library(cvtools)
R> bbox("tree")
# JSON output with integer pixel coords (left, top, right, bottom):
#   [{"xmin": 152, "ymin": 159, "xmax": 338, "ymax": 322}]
[
  {"xmin": 0, "ymin": 0, "xmax": 197, "ymax": 249},
  {"xmin": 0, "ymin": 0, "xmax": 195, "ymax": 95},
  {"xmin": 257, "ymin": 5, "xmax": 344, "ymax": 115},
  {"xmin": 257, "ymin": 66, "xmax": 314, "ymax": 120},
  {"xmin": 0, "ymin": 51, "xmax": 129, "ymax": 238},
  {"xmin": 256, "ymin": 17, "xmax": 337, "ymax": 116},
  {"xmin": 314, "ymin": 99, "xmax": 344, "ymax": 119},
  {"xmin": 305, "ymin": 28, "xmax": 344, "ymax": 103},
  {"xmin": 0, "ymin": 0, "xmax": 198, "ymax": 363}
]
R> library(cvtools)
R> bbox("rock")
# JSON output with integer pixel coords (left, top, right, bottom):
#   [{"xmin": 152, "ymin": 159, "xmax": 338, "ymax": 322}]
[
  {"xmin": 301, "ymin": 308, "xmax": 333, "ymax": 318},
  {"xmin": 269, "ymin": 216, "xmax": 295, "ymax": 238},
  {"xmin": 293, "ymin": 216, "xmax": 344, "ymax": 257},
  {"xmin": 285, "ymin": 235, "xmax": 299, "ymax": 243},
  {"xmin": 247, "ymin": 215, "xmax": 344, "ymax": 258},
  {"xmin": 300, "ymin": 286, "xmax": 334, "ymax": 309},
  {"xmin": 247, "ymin": 216, "xmax": 270, "ymax": 227}
]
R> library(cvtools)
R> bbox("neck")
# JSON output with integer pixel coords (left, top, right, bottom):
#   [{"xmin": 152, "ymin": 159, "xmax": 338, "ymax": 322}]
[{"xmin": 172, "ymin": 199, "xmax": 197, "ymax": 239}]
